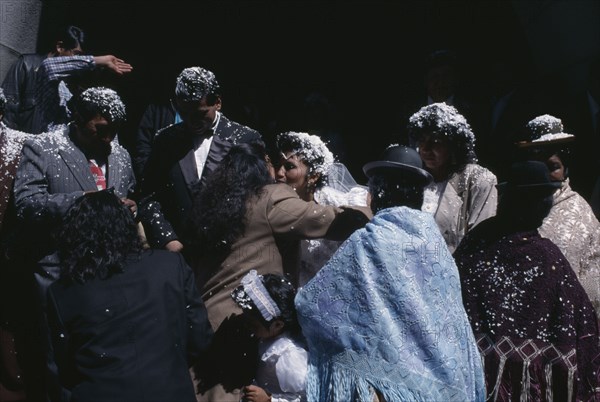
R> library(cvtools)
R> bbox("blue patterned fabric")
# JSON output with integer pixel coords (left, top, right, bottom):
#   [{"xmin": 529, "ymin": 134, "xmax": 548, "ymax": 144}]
[{"xmin": 295, "ymin": 206, "xmax": 486, "ymax": 401}]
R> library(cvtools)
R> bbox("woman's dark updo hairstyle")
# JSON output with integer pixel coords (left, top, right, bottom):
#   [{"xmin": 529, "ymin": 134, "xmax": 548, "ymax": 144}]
[
  {"xmin": 57, "ymin": 190, "xmax": 143, "ymax": 284},
  {"xmin": 191, "ymin": 142, "xmax": 274, "ymax": 256}
]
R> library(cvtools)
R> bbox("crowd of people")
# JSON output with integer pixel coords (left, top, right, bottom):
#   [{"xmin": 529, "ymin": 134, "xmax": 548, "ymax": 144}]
[{"xmin": 1, "ymin": 24, "xmax": 600, "ymax": 402}]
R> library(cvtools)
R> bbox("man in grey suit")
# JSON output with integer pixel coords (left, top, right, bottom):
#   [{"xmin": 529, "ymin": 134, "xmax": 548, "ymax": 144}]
[
  {"xmin": 14, "ymin": 86, "xmax": 136, "ymax": 284},
  {"xmin": 13, "ymin": 86, "xmax": 136, "ymax": 402}
]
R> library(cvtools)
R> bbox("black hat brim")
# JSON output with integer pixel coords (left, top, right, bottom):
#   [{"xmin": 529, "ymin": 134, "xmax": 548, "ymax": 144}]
[
  {"xmin": 363, "ymin": 161, "xmax": 433, "ymax": 186},
  {"xmin": 496, "ymin": 181, "xmax": 562, "ymax": 195}
]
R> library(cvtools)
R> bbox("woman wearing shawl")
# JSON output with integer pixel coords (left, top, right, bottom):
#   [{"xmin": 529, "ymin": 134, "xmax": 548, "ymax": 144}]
[
  {"xmin": 295, "ymin": 145, "xmax": 485, "ymax": 402},
  {"xmin": 514, "ymin": 114, "xmax": 600, "ymax": 318},
  {"xmin": 454, "ymin": 160, "xmax": 600, "ymax": 401},
  {"xmin": 407, "ymin": 103, "xmax": 497, "ymax": 253}
]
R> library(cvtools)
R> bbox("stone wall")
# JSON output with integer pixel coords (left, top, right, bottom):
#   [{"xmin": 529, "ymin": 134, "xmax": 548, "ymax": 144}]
[{"xmin": 0, "ymin": 0, "xmax": 42, "ymax": 83}]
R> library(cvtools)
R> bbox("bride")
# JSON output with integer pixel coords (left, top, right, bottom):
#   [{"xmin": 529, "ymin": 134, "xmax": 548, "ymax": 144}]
[{"xmin": 275, "ymin": 131, "xmax": 369, "ymax": 286}]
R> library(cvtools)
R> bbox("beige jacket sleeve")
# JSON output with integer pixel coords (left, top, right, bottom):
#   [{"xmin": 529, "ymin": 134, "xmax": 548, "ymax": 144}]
[{"xmin": 266, "ymin": 184, "xmax": 371, "ymax": 241}]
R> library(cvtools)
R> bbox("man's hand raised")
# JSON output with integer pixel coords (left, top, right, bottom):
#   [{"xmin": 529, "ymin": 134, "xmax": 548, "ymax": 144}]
[{"xmin": 93, "ymin": 55, "xmax": 133, "ymax": 75}]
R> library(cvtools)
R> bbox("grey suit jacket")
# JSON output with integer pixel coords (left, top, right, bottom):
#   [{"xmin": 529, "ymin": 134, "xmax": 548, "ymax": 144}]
[
  {"xmin": 15, "ymin": 125, "xmax": 135, "ymax": 221},
  {"xmin": 13, "ymin": 125, "xmax": 135, "ymax": 275}
]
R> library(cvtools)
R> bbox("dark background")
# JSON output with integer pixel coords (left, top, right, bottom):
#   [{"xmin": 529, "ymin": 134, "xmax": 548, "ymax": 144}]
[{"xmin": 36, "ymin": 0, "xmax": 598, "ymax": 180}]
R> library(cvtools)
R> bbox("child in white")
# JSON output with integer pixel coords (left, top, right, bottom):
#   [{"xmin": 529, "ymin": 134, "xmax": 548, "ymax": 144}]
[{"xmin": 231, "ymin": 270, "xmax": 307, "ymax": 402}]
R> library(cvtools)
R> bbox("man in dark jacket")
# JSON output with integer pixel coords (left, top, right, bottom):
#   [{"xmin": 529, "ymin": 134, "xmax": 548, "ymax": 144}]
[
  {"xmin": 1, "ymin": 25, "xmax": 85, "ymax": 133},
  {"xmin": 139, "ymin": 66, "xmax": 264, "ymax": 257}
]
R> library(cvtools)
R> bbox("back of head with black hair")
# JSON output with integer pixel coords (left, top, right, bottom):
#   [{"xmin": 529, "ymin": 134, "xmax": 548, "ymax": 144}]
[
  {"xmin": 496, "ymin": 189, "xmax": 554, "ymax": 232},
  {"xmin": 191, "ymin": 142, "xmax": 274, "ymax": 258},
  {"xmin": 55, "ymin": 25, "xmax": 85, "ymax": 51},
  {"xmin": 367, "ymin": 174, "xmax": 425, "ymax": 213},
  {"xmin": 57, "ymin": 190, "xmax": 143, "ymax": 284}
]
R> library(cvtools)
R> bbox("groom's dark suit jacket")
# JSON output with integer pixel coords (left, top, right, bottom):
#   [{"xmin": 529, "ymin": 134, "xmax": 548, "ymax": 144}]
[{"xmin": 140, "ymin": 114, "xmax": 263, "ymax": 250}]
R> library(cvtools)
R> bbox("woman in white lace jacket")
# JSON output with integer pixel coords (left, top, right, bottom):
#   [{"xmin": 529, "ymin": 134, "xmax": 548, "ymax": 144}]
[
  {"xmin": 407, "ymin": 103, "xmax": 498, "ymax": 253},
  {"xmin": 516, "ymin": 114, "xmax": 600, "ymax": 318},
  {"xmin": 275, "ymin": 132, "xmax": 368, "ymax": 286}
]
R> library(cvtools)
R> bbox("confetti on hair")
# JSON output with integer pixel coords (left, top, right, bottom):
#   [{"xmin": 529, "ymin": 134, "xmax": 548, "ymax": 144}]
[
  {"xmin": 408, "ymin": 103, "xmax": 474, "ymax": 144},
  {"xmin": 407, "ymin": 102, "xmax": 477, "ymax": 164},
  {"xmin": 79, "ymin": 87, "xmax": 126, "ymax": 123},
  {"xmin": 276, "ymin": 131, "xmax": 335, "ymax": 181},
  {"xmin": 175, "ymin": 67, "xmax": 220, "ymax": 102}
]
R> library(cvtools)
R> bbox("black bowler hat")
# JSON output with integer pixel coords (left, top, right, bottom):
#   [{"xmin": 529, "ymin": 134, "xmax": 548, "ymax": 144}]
[
  {"xmin": 496, "ymin": 160, "xmax": 561, "ymax": 194},
  {"xmin": 363, "ymin": 145, "xmax": 433, "ymax": 186}
]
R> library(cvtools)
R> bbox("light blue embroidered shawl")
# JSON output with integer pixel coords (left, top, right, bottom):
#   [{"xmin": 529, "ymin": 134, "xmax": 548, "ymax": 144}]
[{"xmin": 295, "ymin": 206, "xmax": 485, "ymax": 402}]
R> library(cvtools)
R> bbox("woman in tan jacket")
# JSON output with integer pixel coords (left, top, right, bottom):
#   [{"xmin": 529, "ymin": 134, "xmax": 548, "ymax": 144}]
[{"xmin": 189, "ymin": 142, "xmax": 371, "ymax": 402}]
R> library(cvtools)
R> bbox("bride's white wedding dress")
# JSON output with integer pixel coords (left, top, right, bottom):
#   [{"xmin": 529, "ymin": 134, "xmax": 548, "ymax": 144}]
[{"xmin": 298, "ymin": 163, "xmax": 369, "ymax": 287}]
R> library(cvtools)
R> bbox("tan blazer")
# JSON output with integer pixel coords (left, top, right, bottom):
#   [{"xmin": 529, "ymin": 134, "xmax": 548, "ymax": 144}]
[{"xmin": 198, "ymin": 183, "xmax": 371, "ymax": 330}]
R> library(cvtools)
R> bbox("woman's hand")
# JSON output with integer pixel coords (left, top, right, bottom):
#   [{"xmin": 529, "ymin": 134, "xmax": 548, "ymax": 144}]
[
  {"xmin": 120, "ymin": 198, "xmax": 137, "ymax": 216},
  {"xmin": 242, "ymin": 385, "xmax": 271, "ymax": 402}
]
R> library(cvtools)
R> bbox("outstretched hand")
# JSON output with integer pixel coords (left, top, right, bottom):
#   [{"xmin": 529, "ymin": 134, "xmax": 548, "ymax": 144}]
[{"xmin": 94, "ymin": 55, "xmax": 133, "ymax": 75}]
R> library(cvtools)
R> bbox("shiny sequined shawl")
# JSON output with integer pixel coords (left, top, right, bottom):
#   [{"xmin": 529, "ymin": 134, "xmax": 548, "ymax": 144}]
[
  {"xmin": 295, "ymin": 206, "xmax": 486, "ymax": 402},
  {"xmin": 454, "ymin": 218, "xmax": 600, "ymax": 401}
]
